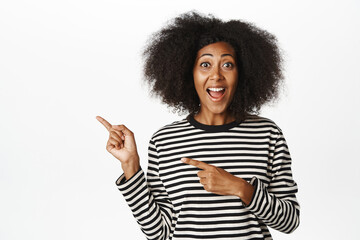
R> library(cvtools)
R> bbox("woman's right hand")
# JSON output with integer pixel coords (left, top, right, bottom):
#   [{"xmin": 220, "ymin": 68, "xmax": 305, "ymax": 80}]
[{"xmin": 96, "ymin": 116, "xmax": 140, "ymax": 180}]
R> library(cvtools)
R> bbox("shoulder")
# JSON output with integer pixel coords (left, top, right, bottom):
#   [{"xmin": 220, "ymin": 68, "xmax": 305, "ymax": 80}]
[
  {"xmin": 244, "ymin": 114, "xmax": 283, "ymax": 135},
  {"xmin": 149, "ymin": 117, "xmax": 191, "ymax": 141}
]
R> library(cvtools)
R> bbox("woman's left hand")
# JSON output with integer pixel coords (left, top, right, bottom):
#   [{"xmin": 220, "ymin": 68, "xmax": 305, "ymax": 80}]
[{"xmin": 181, "ymin": 157, "xmax": 255, "ymax": 205}]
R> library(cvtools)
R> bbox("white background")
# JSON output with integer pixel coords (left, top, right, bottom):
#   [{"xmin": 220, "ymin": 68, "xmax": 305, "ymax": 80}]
[{"xmin": 1, "ymin": 0, "xmax": 359, "ymax": 239}]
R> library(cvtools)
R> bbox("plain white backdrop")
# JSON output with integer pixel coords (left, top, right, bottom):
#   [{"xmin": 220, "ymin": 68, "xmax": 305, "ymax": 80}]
[{"xmin": 1, "ymin": 0, "xmax": 359, "ymax": 239}]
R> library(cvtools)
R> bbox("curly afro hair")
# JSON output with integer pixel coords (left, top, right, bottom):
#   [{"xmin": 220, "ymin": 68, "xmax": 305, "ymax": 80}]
[{"xmin": 142, "ymin": 11, "xmax": 284, "ymax": 122}]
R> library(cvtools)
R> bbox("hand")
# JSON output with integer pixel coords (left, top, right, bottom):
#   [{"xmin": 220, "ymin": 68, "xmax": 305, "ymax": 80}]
[
  {"xmin": 96, "ymin": 116, "xmax": 140, "ymax": 180},
  {"xmin": 181, "ymin": 157, "xmax": 254, "ymax": 205}
]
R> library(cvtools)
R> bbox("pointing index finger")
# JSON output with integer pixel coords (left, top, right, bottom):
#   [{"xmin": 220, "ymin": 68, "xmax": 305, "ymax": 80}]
[
  {"xmin": 96, "ymin": 116, "xmax": 112, "ymax": 131},
  {"xmin": 181, "ymin": 158, "xmax": 213, "ymax": 170}
]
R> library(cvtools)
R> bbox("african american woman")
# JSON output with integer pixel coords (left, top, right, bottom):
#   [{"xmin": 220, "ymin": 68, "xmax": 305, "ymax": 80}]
[{"xmin": 96, "ymin": 11, "xmax": 300, "ymax": 240}]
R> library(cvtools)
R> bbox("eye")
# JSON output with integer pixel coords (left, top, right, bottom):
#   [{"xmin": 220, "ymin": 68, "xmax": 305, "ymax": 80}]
[
  {"xmin": 223, "ymin": 62, "xmax": 234, "ymax": 68},
  {"xmin": 200, "ymin": 62, "xmax": 210, "ymax": 68}
]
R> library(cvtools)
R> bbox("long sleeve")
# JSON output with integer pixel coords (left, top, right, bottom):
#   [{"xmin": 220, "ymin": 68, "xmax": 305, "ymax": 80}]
[
  {"xmin": 115, "ymin": 139, "xmax": 175, "ymax": 240},
  {"xmin": 245, "ymin": 129, "xmax": 300, "ymax": 234}
]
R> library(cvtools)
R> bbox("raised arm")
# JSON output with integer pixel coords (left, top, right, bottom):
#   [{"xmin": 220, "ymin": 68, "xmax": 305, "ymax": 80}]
[
  {"xmin": 97, "ymin": 116, "xmax": 175, "ymax": 239},
  {"xmin": 115, "ymin": 139, "xmax": 175, "ymax": 240}
]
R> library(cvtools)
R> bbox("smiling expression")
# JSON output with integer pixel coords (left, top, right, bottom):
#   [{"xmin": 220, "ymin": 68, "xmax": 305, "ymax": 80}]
[{"xmin": 193, "ymin": 41, "xmax": 238, "ymax": 117}]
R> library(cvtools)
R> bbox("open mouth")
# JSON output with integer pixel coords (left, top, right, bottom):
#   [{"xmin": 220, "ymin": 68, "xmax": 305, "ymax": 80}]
[{"xmin": 206, "ymin": 87, "xmax": 226, "ymax": 101}]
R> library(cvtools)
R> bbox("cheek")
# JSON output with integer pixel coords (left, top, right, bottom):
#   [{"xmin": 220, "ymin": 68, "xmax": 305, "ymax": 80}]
[
  {"xmin": 233, "ymin": 78, "xmax": 238, "ymax": 91},
  {"xmin": 227, "ymin": 74, "xmax": 238, "ymax": 98},
  {"xmin": 231, "ymin": 72, "xmax": 238, "ymax": 90},
  {"xmin": 193, "ymin": 71, "xmax": 205, "ymax": 92}
]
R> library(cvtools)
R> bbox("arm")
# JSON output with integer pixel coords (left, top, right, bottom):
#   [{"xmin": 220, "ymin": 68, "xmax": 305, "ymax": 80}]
[
  {"xmin": 244, "ymin": 130, "xmax": 300, "ymax": 233},
  {"xmin": 116, "ymin": 139, "xmax": 175, "ymax": 240}
]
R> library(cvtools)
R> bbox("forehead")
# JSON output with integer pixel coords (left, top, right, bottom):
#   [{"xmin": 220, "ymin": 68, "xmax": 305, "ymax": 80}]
[{"xmin": 196, "ymin": 41, "xmax": 235, "ymax": 57}]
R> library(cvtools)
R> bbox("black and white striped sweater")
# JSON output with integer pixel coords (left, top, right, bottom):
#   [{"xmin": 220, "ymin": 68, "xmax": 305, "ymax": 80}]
[{"xmin": 116, "ymin": 114, "xmax": 300, "ymax": 240}]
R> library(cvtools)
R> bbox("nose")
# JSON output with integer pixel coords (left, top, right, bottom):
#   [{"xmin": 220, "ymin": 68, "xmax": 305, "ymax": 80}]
[{"xmin": 210, "ymin": 65, "xmax": 223, "ymax": 80}]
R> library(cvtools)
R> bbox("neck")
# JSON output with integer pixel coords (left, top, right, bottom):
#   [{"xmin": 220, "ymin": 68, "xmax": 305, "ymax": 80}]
[{"xmin": 194, "ymin": 110, "xmax": 235, "ymax": 125}]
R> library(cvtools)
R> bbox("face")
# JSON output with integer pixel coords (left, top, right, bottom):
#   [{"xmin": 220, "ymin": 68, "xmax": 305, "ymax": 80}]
[{"xmin": 193, "ymin": 41, "xmax": 238, "ymax": 117}]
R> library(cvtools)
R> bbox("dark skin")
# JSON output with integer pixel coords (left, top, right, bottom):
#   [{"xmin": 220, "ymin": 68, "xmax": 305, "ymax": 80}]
[
  {"xmin": 181, "ymin": 157, "xmax": 254, "ymax": 206},
  {"xmin": 192, "ymin": 41, "xmax": 238, "ymax": 125},
  {"xmin": 97, "ymin": 41, "xmax": 254, "ymax": 206},
  {"xmin": 96, "ymin": 116, "xmax": 140, "ymax": 180}
]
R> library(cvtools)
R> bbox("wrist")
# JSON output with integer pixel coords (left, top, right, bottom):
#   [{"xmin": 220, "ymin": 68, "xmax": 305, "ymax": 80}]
[
  {"xmin": 122, "ymin": 160, "xmax": 140, "ymax": 180},
  {"xmin": 233, "ymin": 178, "xmax": 254, "ymax": 206},
  {"xmin": 241, "ymin": 181, "xmax": 255, "ymax": 206},
  {"xmin": 233, "ymin": 178, "xmax": 244, "ymax": 198}
]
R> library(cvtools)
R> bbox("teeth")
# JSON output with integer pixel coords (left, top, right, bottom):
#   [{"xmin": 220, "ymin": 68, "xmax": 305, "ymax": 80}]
[{"xmin": 207, "ymin": 88, "xmax": 224, "ymax": 92}]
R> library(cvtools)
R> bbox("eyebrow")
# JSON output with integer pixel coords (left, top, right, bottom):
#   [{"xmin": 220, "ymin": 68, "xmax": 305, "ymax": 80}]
[{"xmin": 198, "ymin": 53, "xmax": 234, "ymax": 59}]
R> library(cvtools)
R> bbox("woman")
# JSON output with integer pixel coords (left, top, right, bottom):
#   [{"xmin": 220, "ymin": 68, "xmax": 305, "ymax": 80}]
[{"xmin": 96, "ymin": 11, "xmax": 300, "ymax": 240}]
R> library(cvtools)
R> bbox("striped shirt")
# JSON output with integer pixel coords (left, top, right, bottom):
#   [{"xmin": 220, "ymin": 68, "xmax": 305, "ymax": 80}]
[{"xmin": 116, "ymin": 114, "xmax": 300, "ymax": 240}]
